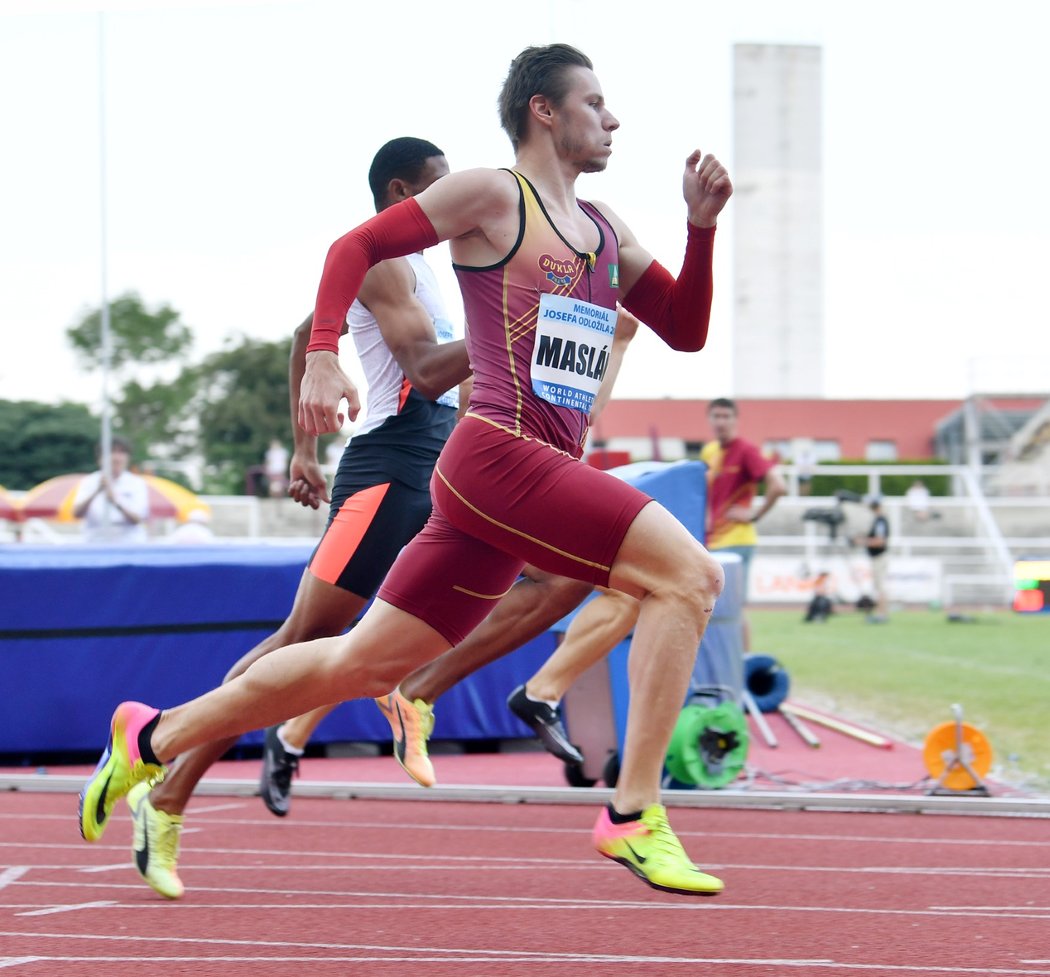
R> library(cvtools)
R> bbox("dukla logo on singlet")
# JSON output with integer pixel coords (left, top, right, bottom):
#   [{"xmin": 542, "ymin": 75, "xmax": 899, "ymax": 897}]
[{"xmin": 539, "ymin": 253, "xmax": 579, "ymax": 288}]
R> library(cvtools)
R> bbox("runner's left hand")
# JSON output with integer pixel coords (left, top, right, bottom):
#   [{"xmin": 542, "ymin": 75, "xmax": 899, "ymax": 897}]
[{"xmin": 683, "ymin": 150, "xmax": 733, "ymax": 228}]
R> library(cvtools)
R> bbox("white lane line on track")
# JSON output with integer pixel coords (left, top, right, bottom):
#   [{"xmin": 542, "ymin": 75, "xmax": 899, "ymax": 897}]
[
  {"xmin": 5, "ymin": 812, "xmax": 1047, "ymax": 849},
  {"xmin": 4, "ymin": 840, "xmax": 1048, "ymax": 875},
  {"xmin": 3, "ymin": 893, "xmax": 1050, "ymax": 921},
  {"xmin": 0, "ymin": 957, "xmax": 822, "ymax": 966},
  {"xmin": 6, "ymin": 960, "xmax": 1046, "ymax": 974},
  {"xmin": 0, "ymin": 960, "xmax": 44, "ymax": 970},
  {"xmin": 0, "ymin": 869, "xmax": 29, "ymax": 891},
  {"xmin": 167, "ymin": 862, "xmax": 1047, "ymax": 879},
  {"xmin": 0, "ymin": 935, "xmax": 1048, "ymax": 973},
  {"xmin": 933, "ymin": 906, "xmax": 1050, "ymax": 911},
  {"xmin": 0, "ymin": 956, "xmax": 912, "ymax": 970},
  {"xmin": 2, "ymin": 857, "xmax": 1050, "ymax": 886},
  {"xmin": 14, "ymin": 901, "xmax": 116, "ymax": 917},
  {"xmin": 7, "ymin": 853, "xmax": 1048, "ymax": 881},
  {"xmin": 181, "ymin": 803, "xmax": 248, "ymax": 814}
]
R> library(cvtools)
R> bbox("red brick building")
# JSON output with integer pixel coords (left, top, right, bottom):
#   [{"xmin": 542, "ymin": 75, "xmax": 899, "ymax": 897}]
[{"xmin": 589, "ymin": 397, "xmax": 1046, "ymax": 462}]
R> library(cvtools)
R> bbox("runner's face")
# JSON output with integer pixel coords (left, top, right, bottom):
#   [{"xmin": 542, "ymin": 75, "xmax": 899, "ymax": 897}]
[{"xmin": 553, "ymin": 67, "xmax": 619, "ymax": 173}]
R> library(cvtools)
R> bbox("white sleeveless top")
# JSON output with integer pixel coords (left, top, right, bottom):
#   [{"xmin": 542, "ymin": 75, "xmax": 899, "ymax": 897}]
[{"xmin": 346, "ymin": 252, "xmax": 460, "ymax": 437}]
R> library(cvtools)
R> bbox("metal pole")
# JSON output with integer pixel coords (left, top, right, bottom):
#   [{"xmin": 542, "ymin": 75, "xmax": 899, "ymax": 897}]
[
  {"xmin": 98, "ymin": 13, "xmax": 113, "ymax": 508},
  {"xmin": 964, "ymin": 395, "xmax": 982, "ymax": 473},
  {"xmin": 742, "ymin": 689, "xmax": 778, "ymax": 748}
]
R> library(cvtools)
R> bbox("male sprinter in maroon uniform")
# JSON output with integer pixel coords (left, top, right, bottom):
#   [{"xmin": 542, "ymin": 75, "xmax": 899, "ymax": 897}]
[
  {"xmin": 124, "ymin": 138, "xmax": 635, "ymax": 900},
  {"xmin": 80, "ymin": 44, "xmax": 732, "ymax": 897}
]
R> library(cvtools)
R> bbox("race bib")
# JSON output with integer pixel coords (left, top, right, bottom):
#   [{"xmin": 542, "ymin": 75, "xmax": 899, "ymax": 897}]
[
  {"xmin": 531, "ymin": 293, "xmax": 617, "ymax": 414},
  {"xmin": 433, "ymin": 315, "xmax": 460, "ymax": 409}
]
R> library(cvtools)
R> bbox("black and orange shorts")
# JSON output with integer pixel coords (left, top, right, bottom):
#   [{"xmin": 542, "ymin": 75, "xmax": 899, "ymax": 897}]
[{"xmin": 308, "ymin": 471, "xmax": 433, "ymax": 599}]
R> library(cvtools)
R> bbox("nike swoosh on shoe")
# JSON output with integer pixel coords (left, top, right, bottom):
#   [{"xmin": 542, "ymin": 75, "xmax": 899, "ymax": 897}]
[
  {"xmin": 625, "ymin": 841, "xmax": 648, "ymax": 864},
  {"xmin": 135, "ymin": 816, "xmax": 149, "ymax": 876},
  {"xmin": 94, "ymin": 771, "xmax": 113, "ymax": 829},
  {"xmin": 393, "ymin": 701, "xmax": 408, "ymax": 763}
]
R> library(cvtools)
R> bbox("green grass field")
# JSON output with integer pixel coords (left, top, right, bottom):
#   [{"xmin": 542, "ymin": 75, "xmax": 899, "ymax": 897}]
[{"xmin": 749, "ymin": 607, "xmax": 1050, "ymax": 793}]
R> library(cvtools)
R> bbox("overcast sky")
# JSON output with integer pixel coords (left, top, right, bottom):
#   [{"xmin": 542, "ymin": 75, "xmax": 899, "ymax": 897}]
[{"xmin": 2, "ymin": 0, "xmax": 1048, "ymax": 419}]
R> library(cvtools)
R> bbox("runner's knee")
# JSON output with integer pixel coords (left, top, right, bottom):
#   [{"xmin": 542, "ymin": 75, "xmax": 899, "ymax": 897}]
[
  {"xmin": 697, "ymin": 548, "xmax": 725, "ymax": 601},
  {"xmin": 668, "ymin": 545, "xmax": 724, "ymax": 613}
]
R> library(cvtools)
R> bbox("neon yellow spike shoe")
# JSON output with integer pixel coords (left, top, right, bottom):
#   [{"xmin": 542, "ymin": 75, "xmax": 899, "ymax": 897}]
[
  {"xmin": 593, "ymin": 803, "xmax": 724, "ymax": 896},
  {"xmin": 374, "ymin": 688, "xmax": 436, "ymax": 787},
  {"xmin": 78, "ymin": 701, "xmax": 166, "ymax": 842},
  {"xmin": 128, "ymin": 781, "xmax": 185, "ymax": 900}
]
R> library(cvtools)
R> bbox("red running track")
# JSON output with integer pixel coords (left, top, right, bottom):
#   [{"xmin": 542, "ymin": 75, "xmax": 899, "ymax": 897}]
[{"xmin": 2, "ymin": 788, "xmax": 1049, "ymax": 976}]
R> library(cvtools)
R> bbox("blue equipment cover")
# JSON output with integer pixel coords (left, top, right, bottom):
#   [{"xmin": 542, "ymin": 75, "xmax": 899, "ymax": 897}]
[{"xmin": 0, "ymin": 543, "xmax": 552, "ymax": 755}]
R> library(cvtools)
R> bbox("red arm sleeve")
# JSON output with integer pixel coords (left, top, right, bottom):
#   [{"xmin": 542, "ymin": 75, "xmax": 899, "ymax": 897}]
[
  {"xmin": 307, "ymin": 197, "xmax": 440, "ymax": 353},
  {"xmin": 621, "ymin": 223, "xmax": 716, "ymax": 352}
]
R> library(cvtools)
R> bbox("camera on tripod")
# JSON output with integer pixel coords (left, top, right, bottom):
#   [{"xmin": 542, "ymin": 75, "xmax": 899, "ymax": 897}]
[
  {"xmin": 802, "ymin": 506, "xmax": 846, "ymax": 532},
  {"xmin": 802, "ymin": 489, "xmax": 864, "ymax": 540},
  {"xmin": 800, "ymin": 489, "xmax": 869, "ymax": 620}
]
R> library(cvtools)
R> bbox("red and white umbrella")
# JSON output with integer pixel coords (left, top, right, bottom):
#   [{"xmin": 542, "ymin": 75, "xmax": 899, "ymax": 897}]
[
  {"xmin": 18, "ymin": 473, "xmax": 209, "ymax": 523},
  {"xmin": 0, "ymin": 485, "xmax": 20, "ymax": 522}
]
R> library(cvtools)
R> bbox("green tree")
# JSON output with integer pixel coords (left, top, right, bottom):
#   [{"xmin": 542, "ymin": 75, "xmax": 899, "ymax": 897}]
[
  {"xmin": 0, "ymin": 400, "xmax": 99, "ymax": 489},
  {"xmin": 65, "ymin": 291, "xmax": 198, "ymax": 466},
  {"xmin": 66, "ymin": 291, "xmax": 193, "ymax": 372},
  {"xmin": 63, "ymin": 295, "xmax": 306, "ymax": 495},
  {"xmin": 194, "ymin": 335, "xmax": 294, "ymax": 494},
  {"xmin": 115, "ymin": 372, "xmax": 201, "ymax": 464}
]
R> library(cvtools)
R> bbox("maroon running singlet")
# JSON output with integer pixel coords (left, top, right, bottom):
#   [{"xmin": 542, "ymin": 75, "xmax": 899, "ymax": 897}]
[{"xmin": 378, "ymin": 171, "xmax": 651, "ymax": 645}]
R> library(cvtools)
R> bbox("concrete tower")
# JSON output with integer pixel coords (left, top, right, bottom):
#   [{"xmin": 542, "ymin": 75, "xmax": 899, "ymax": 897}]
[{"xmin": 732, "ymin": 43, "xmax": 824, "ymax": 397}]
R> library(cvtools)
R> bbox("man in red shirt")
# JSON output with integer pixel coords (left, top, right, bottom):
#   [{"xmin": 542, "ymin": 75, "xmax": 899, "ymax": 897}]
[{"xmin": 700, "ymin": 398, "xmax": 786, "ymax": 649}]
